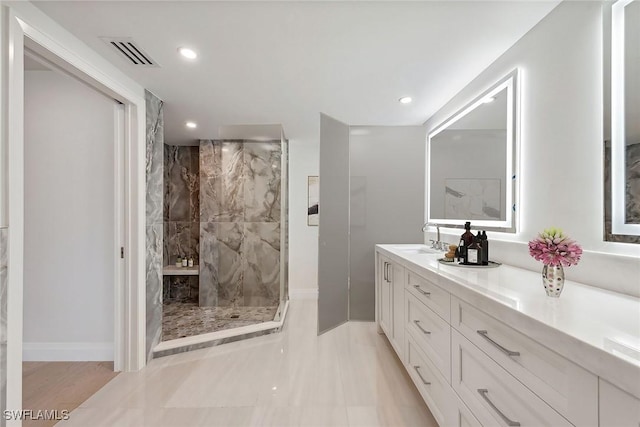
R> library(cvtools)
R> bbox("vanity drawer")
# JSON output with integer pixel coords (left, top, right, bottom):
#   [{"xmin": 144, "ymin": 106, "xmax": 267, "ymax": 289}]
[
  {"xmin": 451, "ymin": 297, "xmax": 597, "ymax": 427},
  {"xmin": 452, "ymin": 392, "xmax": 483, "ymax": 427},
  {"xmin": 452, "ymin": 330, "xmax": 573, "ymax": 427},
  {"xmin": 406, "ymin": 291, "xmax": 450, "ymax": 383},
  {"xmin": 406, "ymin": 333, "xmax": 453, "ymax": 427},
  {"xmin": 406, "ymin": 269, "xmax": 450, "ymax": 322},
  {"xmin": 599, "ymin": 379, "xmax": 640, "ymax": 426}
]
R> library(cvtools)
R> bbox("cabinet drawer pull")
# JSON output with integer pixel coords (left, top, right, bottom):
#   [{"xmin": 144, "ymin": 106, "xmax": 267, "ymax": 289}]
[
  {"xmin": 383, "ymin": 262, "xmax": 388, "ymax": 281},
  {"xmin": 413, "ymin": 285, "xmax": 430, "ymax": 296},
  {"xmin": 477, "ymin": 330, "xmax": 520, "ymax": 357},
  {"xmin": 413, "ymin": 366, "xmax": 431, "ymax": 385},
  {"xmin": 413, "ymin": 320, "xmax": 431, "ymax": 335},
  {"xmin": 477, "ymin": 389, "xmax": 520, "ymax": 426}
]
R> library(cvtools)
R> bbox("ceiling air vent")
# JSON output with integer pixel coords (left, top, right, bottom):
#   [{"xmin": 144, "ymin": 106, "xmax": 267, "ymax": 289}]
[{"xmin": 101, "ymin": 37, "xmax": 158, "ymax": 67}]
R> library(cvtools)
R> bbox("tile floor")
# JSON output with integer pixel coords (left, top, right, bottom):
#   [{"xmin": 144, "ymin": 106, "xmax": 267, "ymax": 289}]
[
  {"xmin": 162, "ymin": 303, "xmax": 278, "ymax": 341},
  {"xmin": 58, "ymin": 300, "xmax": 436, "ymax": 426}
]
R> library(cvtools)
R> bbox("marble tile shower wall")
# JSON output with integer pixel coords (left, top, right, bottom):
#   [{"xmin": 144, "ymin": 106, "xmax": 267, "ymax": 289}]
[
  {"xmin": 163, "ymin": 276, "xmax": 199, "ymax": 302},
  {"xmin": 199, "ymin": 140, "xmax": 281, "ymax": 308},
  {"xmin": 145, "ymin": 90, "xmax": 164, "ymax": 359},
  {"xmin": 0, "ymin": 227, "xmax": 7, "ymax": 427},
  {"xmin": 163, "ymin": 145, "xmax": 200, "ymax": 302}
]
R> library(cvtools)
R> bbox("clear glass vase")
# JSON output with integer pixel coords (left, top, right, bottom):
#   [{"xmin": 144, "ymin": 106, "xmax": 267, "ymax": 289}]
[{"xmin": 542, "ymin": 264, "xmax": 565, "ymax": 297}]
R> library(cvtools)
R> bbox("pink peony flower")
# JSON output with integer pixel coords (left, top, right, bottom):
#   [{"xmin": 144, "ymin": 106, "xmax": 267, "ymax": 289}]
[{"xmin": 528, "ymin": 227, "xmax": 582, "ymax": 267}]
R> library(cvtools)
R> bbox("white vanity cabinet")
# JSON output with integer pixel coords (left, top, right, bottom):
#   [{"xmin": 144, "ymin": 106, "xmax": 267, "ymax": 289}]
[
  {"xmin": 451, "ymin": 329, "xmax": 573, "ymax": 427},
  {"xmin": 406, "ymin": 332, "xmax": 454, "ymax": 427},
  {"xmin": 375, "ymin": 245, "xmax": 638, "ymax": 427},
  {"xmin": 451, "ymin": 297, "xmax": 598, "ymax": 426},
  {"xmin": 376, "ymin": 253, "xmax": 404, "ymax": 357},
  {"xmin": 377, "ymin": 254, "xmax": 393, "ymax": 337},
  {"xmin": 406, "ymin": 291, "xmax": 451, "ymax": 383},
  {"xmin": 599, "ymin": 380, "xmax": 640, "ymax": 427},
  {"xmin": 392, "ymin": 262, "xmax": 405, "ymax": 357},
  {"xmin": 406, "ymin": 269, "xmax": 450, "ymax": 322}
]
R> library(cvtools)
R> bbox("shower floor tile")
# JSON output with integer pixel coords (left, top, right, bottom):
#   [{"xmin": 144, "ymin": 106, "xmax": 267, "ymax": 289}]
[{"xmin": 162, "ymin": 302, "xmax": 278, "ymax": 341}]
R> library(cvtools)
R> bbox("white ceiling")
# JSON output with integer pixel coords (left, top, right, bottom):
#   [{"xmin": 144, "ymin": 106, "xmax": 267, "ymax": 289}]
[{"xmin": 34, "ymin": 1, "xmax": 559, "ymax": 146}]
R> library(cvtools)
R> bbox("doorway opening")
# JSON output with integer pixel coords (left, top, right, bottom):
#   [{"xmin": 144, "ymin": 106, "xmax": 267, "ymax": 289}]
[
  {"xmin": 20, "ymin": 49, "xmax": 123, "ymax": 422},
  {"xmin": 5, "ymin": 10, "xmax": 147, "ymax": 418}
]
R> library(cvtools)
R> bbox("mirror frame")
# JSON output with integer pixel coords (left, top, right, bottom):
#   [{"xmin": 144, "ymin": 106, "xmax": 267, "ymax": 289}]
[
  {"xmin": 611, "ymin": 0, "xmax": 640, "ymax": 235},
  {"xmin": 426, "ymin": 69, "xmax": 519, "ymax": 232}
]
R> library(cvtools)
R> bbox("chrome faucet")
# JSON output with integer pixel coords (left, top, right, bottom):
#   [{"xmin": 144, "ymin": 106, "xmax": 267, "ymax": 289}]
[{"xmin": 422, "ymin": 222, "xmax": 444, "ymax": 250}]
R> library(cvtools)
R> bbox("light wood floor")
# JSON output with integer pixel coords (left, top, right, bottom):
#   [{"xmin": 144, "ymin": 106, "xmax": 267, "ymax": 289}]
[
  {"xmin": 53, "ymin": 301, "xmax": 436, "ymax": 427},
  {"xmin": 23, "ymin": 361, "xmax": 119, "ymax": 427}
]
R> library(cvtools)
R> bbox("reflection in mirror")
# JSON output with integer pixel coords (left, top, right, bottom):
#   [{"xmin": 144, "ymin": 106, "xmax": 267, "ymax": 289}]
[
  {"xmin": 427, "ymin": 70, "xmax": 517, "ymax": 231},
  {"xmin": 610, "ymin": 0, "xmax": 640, "ymax": 238}
]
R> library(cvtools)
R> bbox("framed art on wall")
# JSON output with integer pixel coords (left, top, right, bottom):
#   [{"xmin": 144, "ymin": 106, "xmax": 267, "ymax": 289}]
[{"xmin": 308, "ymin": 176, "xmax": 319, "ymax": 226}]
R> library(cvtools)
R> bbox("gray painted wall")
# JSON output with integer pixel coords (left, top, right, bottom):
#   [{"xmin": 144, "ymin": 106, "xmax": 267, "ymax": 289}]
[
  {"xmin": 317, "ymin": 114, "xmax": 350, "ymax": 333},
  {"xmin": 349, "ymin": 126, "xmax": 426, "ymax": 321}
]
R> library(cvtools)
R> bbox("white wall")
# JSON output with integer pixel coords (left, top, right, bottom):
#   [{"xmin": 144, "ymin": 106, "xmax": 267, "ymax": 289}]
[
  {"xmin": 0, "ymin": 5, "xmax": 7, "ymax": 228},
  {"xmin": 425, "ymin": 1, "xmax": 640, "ymax": 297},
  {"xmin": 288, "ymin": 140, "xmax": 319, "ymax": 299},
  {"xmin": 23, "ymin": 69, "xmax": 115, "ymax": 360}
]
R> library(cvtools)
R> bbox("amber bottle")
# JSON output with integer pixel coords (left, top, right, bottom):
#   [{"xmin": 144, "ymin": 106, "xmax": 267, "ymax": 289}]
[{"xmin": 461, "ymin": 222, "xmax": 474, "ymax": 246}]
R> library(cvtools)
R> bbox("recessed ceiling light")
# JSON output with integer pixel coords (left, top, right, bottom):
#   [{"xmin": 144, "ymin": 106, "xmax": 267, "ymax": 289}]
[
  {"xmin": 185, "ymin": 121, "xmax": 197, "ymax": 129},
  {"xmin": 399, "ymin": 96, "xmax": 412, "ymax": 104},
  {"xmin": 482, "ymin": 97, "xmax": 495, "ymax": 104},
  {"xmin": 178, "ymin": 47, "xmax": 198, "ymax": 60}
]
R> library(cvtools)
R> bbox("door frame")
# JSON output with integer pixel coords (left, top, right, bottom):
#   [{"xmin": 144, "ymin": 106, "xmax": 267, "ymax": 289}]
[{"xmin": 4, "ymin": 6, "xmax": 147, "ymax": 417}]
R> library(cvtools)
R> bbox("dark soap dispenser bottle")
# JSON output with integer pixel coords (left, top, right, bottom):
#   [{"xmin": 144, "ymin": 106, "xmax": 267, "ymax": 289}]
[
  {"xmin": 458, "ymin": 221, "xmax": 473, "ymax": 263},
  {"xmin": 480, "ymin": 231, "xmax": 489, "ymax": 265},
  {"xmin": 466, "ymin": 233, "xmax": 481, "ymax": 265},
  {"xmin": 457, "ymin": 237, "xmax": 465, "ymax": 262}
]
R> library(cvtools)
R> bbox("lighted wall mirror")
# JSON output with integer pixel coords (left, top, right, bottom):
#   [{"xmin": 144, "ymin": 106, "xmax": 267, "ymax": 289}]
[
  {"xmin": 607, "ymin": 0, "xmax": 640, "ymax": 241},
  {"xmin": 427, "ymin": 70, "xmax": 518, "ymax": 232}
]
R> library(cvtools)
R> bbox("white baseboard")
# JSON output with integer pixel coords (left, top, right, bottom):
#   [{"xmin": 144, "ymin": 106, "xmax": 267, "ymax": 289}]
[
  {"xmin": 289, "ymin": 289, "xmax": 318, "ymax": 300},
  {"xmin": 23, "ymin": 342, "xmax": 113, "ymax": 361}
]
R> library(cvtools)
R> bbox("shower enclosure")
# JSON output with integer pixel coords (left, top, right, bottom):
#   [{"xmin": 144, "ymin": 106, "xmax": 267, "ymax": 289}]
[{"xmin": 162, "ymin": 138, "xmax": 288, "ymax": 342}]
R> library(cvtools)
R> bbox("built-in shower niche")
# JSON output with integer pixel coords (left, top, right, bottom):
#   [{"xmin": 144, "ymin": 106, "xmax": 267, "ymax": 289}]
[
  {"xmin": 163, "ymin": 145, "xmax": 200, "ymax": 303},
  {"xmin": 159, "ymin": 138, "xmax": 288, "ymax": 347}
]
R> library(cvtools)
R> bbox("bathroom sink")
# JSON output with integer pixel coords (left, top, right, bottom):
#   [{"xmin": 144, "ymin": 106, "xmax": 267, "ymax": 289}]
[
  {"xmin": 390, "ymin": 245, "xmax": 440, "ymax": 255},
  {"xmin": 401, "ymin": 248, "xmax": 435, "ymax": 254}
]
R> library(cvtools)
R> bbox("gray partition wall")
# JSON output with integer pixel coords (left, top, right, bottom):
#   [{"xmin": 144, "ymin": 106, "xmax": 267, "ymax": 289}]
[
  {"xmin": 318, "ymin": 114, "xmax": 350, "ymax": 334},
  {"xmin": 349, "ymin": 126, "xmax": 426, "ymax": 320}
]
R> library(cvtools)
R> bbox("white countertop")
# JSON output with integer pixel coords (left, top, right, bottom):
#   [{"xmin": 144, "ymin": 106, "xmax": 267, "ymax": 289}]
[{"xmin": 376, "ymin": 244, "xmax": 640, "ymax": 399}]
